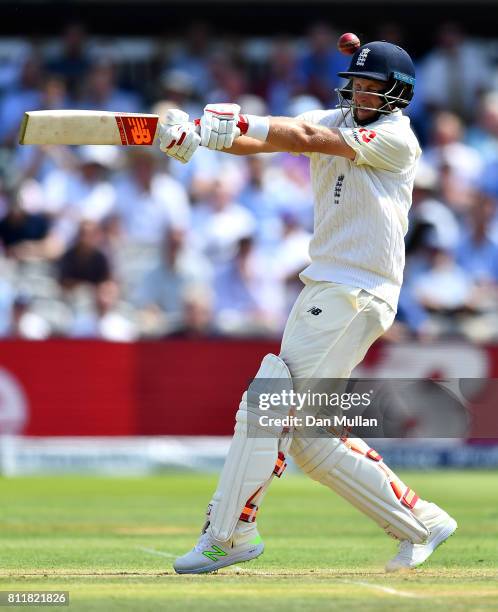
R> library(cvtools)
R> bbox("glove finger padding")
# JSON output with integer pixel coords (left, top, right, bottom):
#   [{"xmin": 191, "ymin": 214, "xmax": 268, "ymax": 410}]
[
  {"xmin": 176, "ymin": 131, "xmax": 194, "ymax": 157},
  {"xmin": 200, "ymin": 116, "xmax": 212, "ymax": 148},
  {"xmin": 159, "ymin": 123, "xmax": 200, "ymax": 162},
  {"xmin": 201, "ymin": 103, "xmax": 241, "ymax": 150},
  {"xmin": 222, "ymin": 120, "xmax": 237, "ymax": 149},
  {"xmin": 217, "ymin": 118, "xmax": 227, "ymax": 135},
  {"xmin": 183, "ymin": 140, "xmax": 197, "ymax": 162},
  {"xmin": 176, "ymin": 128, "xmax": 200, "ymax": 162},
  {"xmin": 208, "ymin": 129, "xmax": 218, "ymax": 150}
]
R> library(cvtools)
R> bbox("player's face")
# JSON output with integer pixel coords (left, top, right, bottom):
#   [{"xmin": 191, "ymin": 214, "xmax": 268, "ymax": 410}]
[{"xmin": 352, "ymin": 78, "xmax": 386, "ymax": 123}]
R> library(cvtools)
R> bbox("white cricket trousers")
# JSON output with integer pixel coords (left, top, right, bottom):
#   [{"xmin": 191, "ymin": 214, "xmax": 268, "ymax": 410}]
[{"xmin": 279, "ymin": 280, "xmax": 395, "ymax": 380}]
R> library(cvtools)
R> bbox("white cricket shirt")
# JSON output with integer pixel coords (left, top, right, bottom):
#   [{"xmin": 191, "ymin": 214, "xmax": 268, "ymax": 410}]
[{"xmin": 296, "ymin": 108, "xmax": 421, "ymax": 311}]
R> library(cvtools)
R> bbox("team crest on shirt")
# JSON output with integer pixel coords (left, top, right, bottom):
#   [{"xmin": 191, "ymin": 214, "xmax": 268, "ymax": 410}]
[{"xmin": 358, "ymin": 128, "xmax": 377, "ymax": 143}]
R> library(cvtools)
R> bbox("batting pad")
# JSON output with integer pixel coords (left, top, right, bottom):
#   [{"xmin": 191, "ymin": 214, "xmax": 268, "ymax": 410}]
[
  {"xmin": 290, "ymin": 435, "xmax": 429, "ymax": 543},
  {"xmin": 209, "ymin": 353, "xmax": 293, "ymax": 542}
]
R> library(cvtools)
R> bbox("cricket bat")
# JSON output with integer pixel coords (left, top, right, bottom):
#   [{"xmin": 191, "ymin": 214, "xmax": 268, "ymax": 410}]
[{"xmin": 19, "ymin": 110, "xmax": 161, "ymax": 146}]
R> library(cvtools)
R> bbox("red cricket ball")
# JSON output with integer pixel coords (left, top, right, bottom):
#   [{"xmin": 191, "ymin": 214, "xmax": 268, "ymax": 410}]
[{"xmin": 337, "ymin": 32, "xmax": 361, "ymax": 56}]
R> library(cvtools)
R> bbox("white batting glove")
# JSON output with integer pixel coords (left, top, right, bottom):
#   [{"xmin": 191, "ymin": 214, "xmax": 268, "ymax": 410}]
[
  {"xmin": 200, "ymin": 103, "xmax": 241, "ymax": 150},
  {"xmin": 159, "ymin": 109, "xmax": 201, "ymax": 164}
]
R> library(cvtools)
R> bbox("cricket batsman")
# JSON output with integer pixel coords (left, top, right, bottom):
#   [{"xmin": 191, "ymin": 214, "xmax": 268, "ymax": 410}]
[{"xmin": 159, "ymin": 41, "xmax": 458, "ymax": 574}]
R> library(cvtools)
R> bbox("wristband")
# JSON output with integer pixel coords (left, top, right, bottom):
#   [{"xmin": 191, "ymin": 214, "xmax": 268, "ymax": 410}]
[{"xmin": 239, "ymin": 114, "xmax": 270, "ymax": 142}]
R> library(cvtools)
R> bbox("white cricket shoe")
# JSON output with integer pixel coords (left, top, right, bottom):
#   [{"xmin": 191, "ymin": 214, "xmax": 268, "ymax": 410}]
[
  {"xmin": 385, "ymin": 503, "xmax": 457, "ymax": 572},
  {"xmin": 174, "ymin": 526, "xmax": 264, "ymax": 574}
]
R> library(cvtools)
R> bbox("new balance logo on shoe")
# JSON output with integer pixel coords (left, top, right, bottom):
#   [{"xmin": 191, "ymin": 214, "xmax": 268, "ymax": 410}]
[
  {"xmin": 307, "ymin": 306, "xmax": 322, "ymax": 316},
  {"xmin": 202, "ymin": 545, "xmax": 228, "ymax": 561}
]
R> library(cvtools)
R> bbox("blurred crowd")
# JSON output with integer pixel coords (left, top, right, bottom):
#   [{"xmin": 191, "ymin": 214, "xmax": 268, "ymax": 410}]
[{"xmin": 1, "ymin": 20, "xmax": 498, "ymax": 342}]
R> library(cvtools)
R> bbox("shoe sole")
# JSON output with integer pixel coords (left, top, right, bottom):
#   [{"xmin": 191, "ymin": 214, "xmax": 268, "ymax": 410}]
[
  {"xmin": 174, "ymin": 543, "xmax": 265, "ymax": 575},
  {"xmin": 386, "ymin": 517, "xmax": 458, "ymax": 572}
]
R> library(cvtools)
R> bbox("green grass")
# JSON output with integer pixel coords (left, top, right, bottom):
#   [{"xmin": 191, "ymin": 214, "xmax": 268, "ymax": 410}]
[{"xmin": 0, "ymin": 471, "xmax": 497, "ymax": 611}]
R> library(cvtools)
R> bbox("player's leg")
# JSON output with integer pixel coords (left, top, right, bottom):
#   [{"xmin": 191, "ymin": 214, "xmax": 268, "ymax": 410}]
[
  {"xmin": 173, "ymin": 285, "xmax": 319, "ymax": 574},
  {"xmin": 173, "ymin": 353, "xmax": 293, "ymax": 574},
  {"xmin": 292, "ymin": 432, "xmax": 456, "ymax": 560},
  {"xmin": 281, "ymin": 282, "xmax": 457, "ymax": 566},
  {"xmin": 204, "ymin": 281, "xmax": 314, "ymax": 544}
]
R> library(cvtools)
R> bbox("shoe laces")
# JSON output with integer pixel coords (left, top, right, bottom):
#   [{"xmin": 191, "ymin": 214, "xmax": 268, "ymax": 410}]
[{"xmin": 194, "ymin": 530, "xmax": 214, "ymax": 552}]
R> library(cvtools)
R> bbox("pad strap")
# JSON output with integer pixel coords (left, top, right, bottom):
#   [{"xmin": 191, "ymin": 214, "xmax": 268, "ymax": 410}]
[
  {"xmin": 240, "ymin": 502, "xmax": 258, "ymax": 523},
  {"xmin": 273, "ymin": 451, "xmax": 287, "ymax": 477},
  {"xmin": 401, "ymin": 488, "xmax": 420, "ymax": 509}
]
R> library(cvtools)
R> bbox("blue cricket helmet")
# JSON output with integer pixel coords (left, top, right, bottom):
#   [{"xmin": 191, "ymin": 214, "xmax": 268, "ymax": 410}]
[{"xmin": 337, "ymin": 41, "xmax": 415, "ymax": 115}]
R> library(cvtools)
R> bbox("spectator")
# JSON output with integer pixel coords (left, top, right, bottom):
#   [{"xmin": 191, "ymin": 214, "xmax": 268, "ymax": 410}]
[
  {"xmin": 15, "ymin": 76, "xmax": 71, "ymax": 182},
  {"xmin": 466, "ymin": 92, "xmax": 498, "ymax": 164},
  {"xmin": 0, "ymin": 40, "xmax": 32, "ymax": 93},
  {"xmin": 423, "ymin": 111, "xmax": 482, "ymax": 211},
  {"xmin": 287, "ymin": 93, "xmax": 323, "ymax": 118},
  {"xmin": 167, "ymin": 22, "xmax": 214, "ymax": 98},
  {"xmin": 43, "ymin": 145, "xmax": 119, "ymax": 248},
  {"xmin": 167, "ymin": 285, "xmax": 216, "ymax": 338},
  {"xmin": 192, "ymin": 177, "xmax": 256, "ymax": 264},
  {"xmin": 7, "ymin": 294, "xmax": 51, "ymax": 340},
  {"xmin": 272, "ymin": 210, "xmax": 312, "ymax": 314},
  {"xmin": 479, "ymin": 159, "xmax": 498, "ymax": 203},
  {"xmin": 81, "ymin": 60, "xmax": 142, "ymax": 112},
  {"xmin": 265, "ymin": 154, "xmax": 314, "ymax": 230},
  {"xmin": 69, "ymin": 280, "xmax": 138, "ymax": 341},
  {"xmin": 396, "ymin": 286, "xmax": 431, "ymax": 339},
  {"xmin": 214, "ymin": 235, "xmax": 284, "ymax": 335},
  {"xmin": 156, "ymin": 70, "xmax": 202, "ymax": 119},
  {"xmin": 468, "ymin": 93, "xmax": 498, "ymax": 201},
  {"xmin": 412, "ymin": 248, "xmax": 476, "ymax": 321},
  {"xmin": 208, "ymin": 60, "xmax": 247, "ymax": 104},
  {"xmin": 58, "ymin": 220, "xmax": 111, "ymax": 290},
  {"xmin": 134, "ymin": 227, "xmax": 212, "ymax": 335},
  {"xmin": 0, "ymin": 191, "xmax": 52, "ymax": 260},
  {"xmin": 407, "ymin": 161, "xmax": 460, "ymax": 253},
  {"xmin": 265, "ymin": 39, "xmax": 301, "ymax": 116},
  {"xmin": 44, "ymin": 22, "xmax": 91, "ymax": 100},
  {"xmin": 420, "ymin": 22, "xmax": 489, "ymax": 121},
  {"xmin": 296, "ymin": 22, "xmax": 349, "ymax": 108},
  {"xmin": 162, "ymin": 113, "xmax": 226, "ymax": 197},
  {"xmin": 0, "ymin": 56, "xmax": 43, "ymax": 144},
  {"xmin": 99, "ymin": 212, "xmax": 126, "ymax": 266},
  {"xmin": 237, "ymin": 156, "xmax": 282, "ymax": 248},
  {"xmin": 456, "ymin": 192, "xmax": 498, "ymax": 285},
  {"xmin": 0, "ymin": 277, "xmax": 15, "ymax": 336},
  {"xmin": 113, "ymin": 148, "xmax": 190, "ymax": 244}
]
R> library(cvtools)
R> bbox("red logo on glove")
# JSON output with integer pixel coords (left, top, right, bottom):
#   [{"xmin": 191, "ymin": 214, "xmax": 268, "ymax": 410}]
[{"xmin": 358, "ymin": 128, "xmax": 377, "ymax": 143}]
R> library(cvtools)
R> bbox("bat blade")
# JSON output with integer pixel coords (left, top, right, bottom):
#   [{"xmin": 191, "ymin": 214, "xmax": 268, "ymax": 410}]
[{"xmin": 19, "ymin": 110, "xmax": 160, "ymax": 146}]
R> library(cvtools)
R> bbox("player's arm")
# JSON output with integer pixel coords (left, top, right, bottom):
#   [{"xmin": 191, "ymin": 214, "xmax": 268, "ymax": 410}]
[
  {"xmin": 223, "ymin": 118, "xmax": 354, "ymax": 158},
  {"xmin": 253, "ymin": 117, "xmax": 354, "ymax": 158},
  {"xmin": 200, "ymin": 105, "xmax": 355, "ymax": 159}
]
